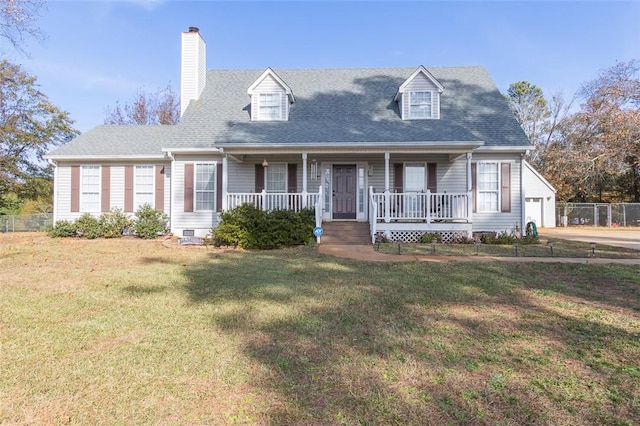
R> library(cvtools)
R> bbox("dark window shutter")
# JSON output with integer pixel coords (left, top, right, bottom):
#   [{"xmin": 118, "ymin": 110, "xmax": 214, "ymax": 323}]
[
  {"xmin": 287, "ymin": 163, "xmax": 297, "ymax": 193},
  {"xmin": 255, "ymin": 164, "xmax": 265, "ymax": 192},
  {"xmin": 501, "ymin": 163, "xmax": 511, "ymax": 213},
  {"xmin": 393, "ymin": 163, "xmax": 403, "ymax": 192},
  {"xmin": 71, "ymin": 166, "xmax": 80, "ymax": 212},
  {"xmin": 124, "ymin": 165, "xmax": 134, "ymax": 212},
  {"xmin": 216, "ymin": 163, "xmax": 223, "ymax": 212},
  {"xmin": 427, "ymin": 163, "xmax": 437, "ymax": 193},
  {"xmin": 155, "ymin": 165, "xmax": 164, "ymax": 212},
  {"xmin": 101, "ymin": 166, "xmax": 110, "ymax": 212},
  {"xmin": 471, "ymin": 163, "xmax": 477, "ymax": 213},
  {"xmin": 184, "ymin": 163, "xmax": 194, "ymax": 212}
]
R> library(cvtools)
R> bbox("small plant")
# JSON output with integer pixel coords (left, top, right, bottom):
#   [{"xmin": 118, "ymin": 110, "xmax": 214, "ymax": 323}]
[
  {"xmin": 99, "ymin": 208, "xmax": 134, "ymax": 238},
  {"xmin": 419, "ymin": 232, "xmax": 441, "ymax": 243},
  {"xmin": 375, "ymin": 232, "xmax": 390, "ymax": 243},
  {"xmin": 482, "ymin": 231, "xmax": 517, "ymax": 245},
  {"xmin": 133, "ymin": 204, "xmax": 168, "ymax": 239},
  {"xmin": 519, "ymin": 234, "xmax": 540, "ymax": 245},
  {"xmin": 48, "ymin": 219, "xmax": 77, "ymax": 238},
  {"xmin": 74, "ymin": 213, "xmax": 102, "ymax": 239}
]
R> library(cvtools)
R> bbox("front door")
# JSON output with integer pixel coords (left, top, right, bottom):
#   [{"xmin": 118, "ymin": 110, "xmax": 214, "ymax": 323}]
[{"xmin": 333, "ymin": 165, "xmax": 356, "ymax": 219}]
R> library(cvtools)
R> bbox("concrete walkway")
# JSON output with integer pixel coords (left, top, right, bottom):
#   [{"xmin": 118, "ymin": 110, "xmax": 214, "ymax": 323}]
[{"xmin": 318, "ymin": 244, "xmax": 640, "ymax": 265}]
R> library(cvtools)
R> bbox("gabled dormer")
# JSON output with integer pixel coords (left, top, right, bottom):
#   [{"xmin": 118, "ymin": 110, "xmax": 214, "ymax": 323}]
[
  {"xmin": 394, "ymin": 66, "xmax": 444, "ymax": 120},
  {"xmin": 247, "ymin": 68, "xmax": 295, "ymax": 121}
]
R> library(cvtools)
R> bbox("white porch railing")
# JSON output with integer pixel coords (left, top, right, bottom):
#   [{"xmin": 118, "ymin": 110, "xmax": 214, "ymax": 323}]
[
  {"xmin": 227, "ymin": 190, "xmax": 319, "ymax": 212},
  {"xmin": 315, "ymin": 186, "xmax": 323, "ymax": 244},
  {"xmin": 370, "ymin": 188, "xmax": 470, "ymax": 223},
  {"xmin": 369, "ymin": 187, "xmax": 378, "ymax": 244}
]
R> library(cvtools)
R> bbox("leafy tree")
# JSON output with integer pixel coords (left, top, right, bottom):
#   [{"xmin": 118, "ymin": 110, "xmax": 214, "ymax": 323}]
[
  {"xmin": 105, "ymin": 84, "xmax": 180, "ymax": 125},
  {"xmin": 0, "ymin": 59, "xmax": 78, "ymax": 210},
  {"xmin": 0, "ymin": 0, "xmax": 45, "ymax": 53},
  {"xmin": 543, "ymin": 60, "xmax": 640, "ymax": 202}
]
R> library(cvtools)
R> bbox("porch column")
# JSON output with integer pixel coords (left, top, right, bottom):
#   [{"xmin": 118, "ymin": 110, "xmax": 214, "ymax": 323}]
[
  {"xmin": 302, "ymin": 152, "xmax": 308, "ymax": 208},
  {"xmin": 222, "ymin": 155, "xmax": 228, "ymax": 211},
  {"xmin": 466, "ymin": 152, "xmax": 472, "ymax": 223},
  {"xmin": 384, "ymin": 152, "xmax": 390, "ymax": 222}
]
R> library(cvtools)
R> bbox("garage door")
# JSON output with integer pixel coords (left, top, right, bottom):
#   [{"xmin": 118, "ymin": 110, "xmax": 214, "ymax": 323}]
[{"xmin": 525, "ymin": 198, "xmax": 543, "ymax": 227}]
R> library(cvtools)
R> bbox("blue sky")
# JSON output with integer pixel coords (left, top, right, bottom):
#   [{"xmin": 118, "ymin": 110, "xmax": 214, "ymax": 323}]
[{"xmin": 6, "ymin": 0, "xmax": 640, "ymax": 132}]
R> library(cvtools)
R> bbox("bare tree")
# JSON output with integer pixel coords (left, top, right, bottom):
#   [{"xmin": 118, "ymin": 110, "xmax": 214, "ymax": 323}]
[
  {"xmin": 105, "ymin": 84, "xmax": 180, "ymax": 125},
  {"xmin": 0, "ymin": 0, "xmax": 45, "ymax": 53}
]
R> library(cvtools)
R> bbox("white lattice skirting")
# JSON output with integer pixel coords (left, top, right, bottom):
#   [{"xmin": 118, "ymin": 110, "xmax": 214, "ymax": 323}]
[{"xmin": 388, "ymin": 230, "xmax": 470, "ymax": 244}]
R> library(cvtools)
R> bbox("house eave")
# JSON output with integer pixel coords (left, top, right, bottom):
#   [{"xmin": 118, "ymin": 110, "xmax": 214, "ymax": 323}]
[
  {"xmin": 475, "ymin": 145, "xmax": 533, "ymax": 153},
  {"xmin": 43, "ymin": 154, "xmax": 167, "ymax": 161},
  {"xmin": 218, "ymin": 140, "xmax": 484, "ymax": 155}
]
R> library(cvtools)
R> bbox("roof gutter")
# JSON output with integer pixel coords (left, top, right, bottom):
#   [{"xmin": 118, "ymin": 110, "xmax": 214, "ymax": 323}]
[{"xmin": 43, "ymin": 154, "xmax": 167, "ymax": 161}]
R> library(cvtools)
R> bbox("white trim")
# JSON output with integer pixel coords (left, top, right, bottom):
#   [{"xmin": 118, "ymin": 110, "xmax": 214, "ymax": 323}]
[
  {"xmin": 257, "ymin": 92, "xmax": 283, "ymax": 121},
  {"xmin": 394, "ymin": 65, "xmax": 444, "ymax": 101},
  {"xmin": 80, "ymin": 165, "xmax": 101, "ymax": 213},
  {"xmin": 161, "ymin": 148, "xmax": 221, "ymax": 154},
  {"xmin": 194, "ymin": 162, "xmax": 217, "ymax": 212},
  {"xmin": 408, "ymin": 91, "xmax": 434, "ymax": 119},
  {"xmin": 476, "ymin": 161, "xmax": 500, "ymax": 213},
  {"xmin": 247, "ymin": 67, "xmax": 295, "ymax": 102},
  {"xmin": 134, "ymin": 165, "xmax": 155, "ymax": 210},
  {"xmin": 44, "ymin": 155, "xmax": 166, "ymax": 160},
  {"xmin": 475, "ymin": 146, "xmax": 532, "ymax": 152}
]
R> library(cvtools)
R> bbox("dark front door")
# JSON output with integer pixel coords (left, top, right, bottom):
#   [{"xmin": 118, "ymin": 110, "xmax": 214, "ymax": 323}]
[{"xmin": 333, "ymin": 165, "xmax": 356, "ymax": 219}]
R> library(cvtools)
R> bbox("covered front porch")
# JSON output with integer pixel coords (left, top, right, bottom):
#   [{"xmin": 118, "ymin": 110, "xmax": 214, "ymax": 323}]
[{"xmin": 219, "ymin": 146, "xmax": 478, "ymax": 244}]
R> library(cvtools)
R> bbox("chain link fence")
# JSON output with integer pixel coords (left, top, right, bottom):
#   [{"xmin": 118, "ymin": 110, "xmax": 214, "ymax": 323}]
[
  {"xmin": 558, "ymin": 203, "xmax": 640, "ymax": 227},
  {"xmin": 0, "ymin": 214, "xmax": 53, "ymax": 232}
]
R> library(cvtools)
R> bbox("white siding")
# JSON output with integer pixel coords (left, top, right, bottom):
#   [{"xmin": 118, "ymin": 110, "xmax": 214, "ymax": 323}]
[
  {"xmin": 180, "ymin": 29, "xmax": 206, "ymax": 116},
  {"xmin": 250, "ymin": 75, "xmax": 288, "ymax": 121},
  {"xmin": 402, "ymin": 74, "xmax": 441, "ymax": 120},
  {"xmin": 172, "ymin": 156, "xmax": 222, "ymax": 237},
  {"xmin": 471, "ymin": 153, "xmax": 523, "ymax": 234},
  {"xmin": 523, "ymin": 162, "xmax": 556, "ymax": 227}
]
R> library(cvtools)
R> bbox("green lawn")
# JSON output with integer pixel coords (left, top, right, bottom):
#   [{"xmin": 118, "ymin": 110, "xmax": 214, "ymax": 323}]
[{"xmin": 1, "ymin": 233, "xmax": 639, "ymax": 425}]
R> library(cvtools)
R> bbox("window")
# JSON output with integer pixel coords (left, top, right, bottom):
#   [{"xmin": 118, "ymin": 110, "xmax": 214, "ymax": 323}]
[
  {"xmin": 266, "ymin": 163, "xmax": 286, "ymax": 192},
  {"xmin": 135, "ymin": 165, "xmax": 154, "ymax": 210},
  {"xmin": 81, "ymin": 166, "xmax": 100, "ymax": 212},
  {"xmin": 195, "ymin": 163, "xmax": 216, "ymax": 211},
  {"xmin": 258, "ymin": 93, "xmax": 281, "ymax": 120},
  {"xmin": 404, "ymin": 163, "xmax": 426, "ymax": 192},
  {"xmin": 478, "ymin": 162, "xmax": 499, "ymax": 212},
  {"xmin": 409, "ymin": 91, "xmax": 432, "ymax": 119}
]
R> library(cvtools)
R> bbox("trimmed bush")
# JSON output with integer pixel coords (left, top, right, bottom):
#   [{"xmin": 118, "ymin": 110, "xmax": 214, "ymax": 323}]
[
  {"xmin": 212, "ymin": 204, "xmax": 315, "ymax": 249},
  {"xmin": 48, "ymin": 220, "xmax": 77, "ymax": 238},
  {"xmin": 74, "ymin": 213, "xmax": 102, "ymax": 239},
  {"xmin": 99, "ymin": 208, "xmax": 134, "ymax": 238},
  {"xmin": 133, "ymin": 204, "xmax": 168, "ymax": 239}
]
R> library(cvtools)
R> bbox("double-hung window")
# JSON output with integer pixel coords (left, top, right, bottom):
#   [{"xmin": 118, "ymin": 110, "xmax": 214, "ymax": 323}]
[
  {"xmin": 258, "ymin": 93, "xmax": 281, "ymax": 120},
  {"xmin": 409, "ymin": 91, "xmax": 432, "ymax": 119},
  {"xmin": 135, "ymin": 165, "xmax": 155, "ymax": 210},
  {"xmin": 478, "ymin": 162, "xmax": 499, "ymax": 212},
  {"xmin": 266, "ymin": 163, "xmax": 286, "ymax": 192},
  {"xmin": 195, "ymin": 163, "xmax": 216, "ymax": 211},
  {"xmin": 81, "ymin": 166, "xmax": 100, "ymax": 212}
]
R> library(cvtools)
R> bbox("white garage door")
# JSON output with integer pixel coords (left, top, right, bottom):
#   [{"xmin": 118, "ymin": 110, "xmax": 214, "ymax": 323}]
[{"xmin": 525, "ymin": 198, "xmax": 543, "ymax": 227}]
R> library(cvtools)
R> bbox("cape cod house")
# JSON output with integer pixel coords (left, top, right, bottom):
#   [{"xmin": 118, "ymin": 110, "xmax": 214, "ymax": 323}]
[{"xmin": 45, "ymin": 27, "xmax": 555, "ymax": 243}]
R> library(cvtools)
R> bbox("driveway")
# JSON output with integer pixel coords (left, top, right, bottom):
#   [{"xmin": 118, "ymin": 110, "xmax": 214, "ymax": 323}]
[{"xmin": 539, "ymin": 227, "xmax": 640, "ymax": 251}]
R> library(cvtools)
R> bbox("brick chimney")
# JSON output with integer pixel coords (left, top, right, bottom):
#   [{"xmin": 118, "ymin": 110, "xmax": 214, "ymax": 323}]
[{"xmin": 180, "ymin": 26, "xmax": 206, "ymax": 116}]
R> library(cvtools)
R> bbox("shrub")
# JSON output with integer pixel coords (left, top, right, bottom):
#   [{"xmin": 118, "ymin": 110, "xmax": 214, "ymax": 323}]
[
  {"xmin": 48, "ymin": 219, "xmax": 77, "ymax": 238},
  {"xmin": 99, "ymin": 208, "xmax": 133, "ymax": 238},
  {"xmin": 74, "ymin": 213, "xmax": 102, "ymax": 239},
  {"xmin": 419, "ymin": 232, "xmax": 442, "ymax": 243},
  {"xmin": 519, "ymin": 234, "xmax": 540, "ymax": 245},
  {"xmin": 133, "ymin": 204, "xmax": 168, "ymax": 239},
  {"xmin": 482, "ymin": 231, "xmax": 517, "ymax": 245},
  {"xmin": 212, "ymin": 204, "xmax": 315, "ymax": 249}
]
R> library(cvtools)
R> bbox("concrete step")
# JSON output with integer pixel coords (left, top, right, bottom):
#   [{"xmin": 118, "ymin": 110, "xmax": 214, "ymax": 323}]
[{"xmin": 321, "ymin": 222, "xmax": 371, "ymax": 245}]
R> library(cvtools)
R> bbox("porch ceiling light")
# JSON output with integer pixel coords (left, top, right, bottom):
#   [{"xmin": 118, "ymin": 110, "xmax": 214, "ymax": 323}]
[{"xmin": 262, "ymin": 159, "xmax": 269, "ymax": 168}]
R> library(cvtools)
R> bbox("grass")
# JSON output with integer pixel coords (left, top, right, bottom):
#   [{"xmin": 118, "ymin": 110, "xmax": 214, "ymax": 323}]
[
  {"xmin": 1, "ymin": 232, "xmax": 639, "ymax": 425},
  {"xmin": 375, "ymin": 237, "xmax": 640, "ymax": 259}
]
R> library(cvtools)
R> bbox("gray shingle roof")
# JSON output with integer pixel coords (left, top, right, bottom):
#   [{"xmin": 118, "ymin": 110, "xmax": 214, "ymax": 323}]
[{"xmin": 49, "ymin": 66, "xmax": 531, "ymax": 157}]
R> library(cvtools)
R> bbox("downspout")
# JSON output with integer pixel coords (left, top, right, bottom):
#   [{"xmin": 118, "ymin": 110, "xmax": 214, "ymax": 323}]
[
  {"xmin": 48, "ymin": 159, "xmax": 58, "ymax": 225},
  {"xmin": 165, "ymin": 151, "xmax": 175, "ymax": 233}
]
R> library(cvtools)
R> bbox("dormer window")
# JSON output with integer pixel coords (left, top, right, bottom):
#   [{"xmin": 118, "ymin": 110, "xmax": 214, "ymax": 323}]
[
  {"xmin": 248, "ymin": 68, "xmax": 295, "ymax": 121},
  {"xmin": 395, "ymin": 66, "xmax": 444, "ymax": 121},
  {"xmin": 409, "ymin": 91, "xmax": 433, "ymax": 119},
  {"xmin": 258, "ymin": 93, "xmax": 282, "ymax": 120}
]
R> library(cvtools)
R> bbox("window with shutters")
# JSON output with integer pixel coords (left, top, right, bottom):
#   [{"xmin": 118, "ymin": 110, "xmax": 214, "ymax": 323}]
[
  {"xmin": 81, "ymin": 166, "xmax": 100, "ymax": 212},
  {"xmin": 135, "ymin": 165, "xmax": 155, "ymax": 210},
  {"xmin": 195, "ymin": 163, "xmax": 216, "ymax": 211},
  {"xmin": 266, "ymin": 163, "xmax": 287, "ymax": 192},
  {"xmin": 478, "ymin": 162, "xmax": 499, "ymax": 212}
]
